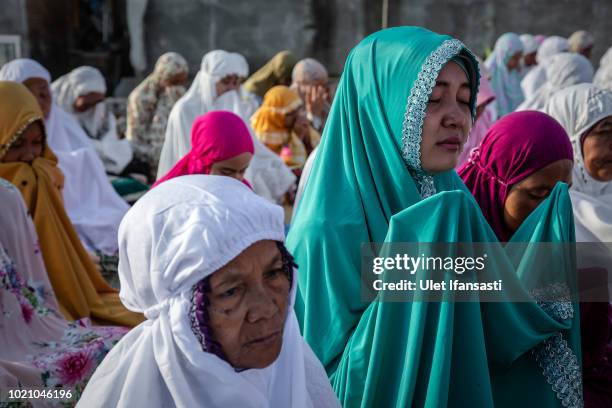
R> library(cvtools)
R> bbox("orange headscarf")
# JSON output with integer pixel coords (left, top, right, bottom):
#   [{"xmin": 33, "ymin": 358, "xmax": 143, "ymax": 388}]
[
  {"xmin": 251, "ymin": 85, "xmax": 320, "ymax": 169},
  {"xmin": 0, "ymin": 81, "xmax": 142, "ymax": 326}
]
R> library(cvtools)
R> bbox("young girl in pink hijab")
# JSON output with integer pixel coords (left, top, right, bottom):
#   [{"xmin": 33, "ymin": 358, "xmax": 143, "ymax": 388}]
[{"xmin": 154, "ymin": 110, "xmax": 254, "ymax": 187}]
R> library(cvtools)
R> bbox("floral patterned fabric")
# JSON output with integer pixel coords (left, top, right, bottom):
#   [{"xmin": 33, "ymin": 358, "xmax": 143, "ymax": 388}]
[
  {"xmin": 0, "ymin": 181, "xmax": 127, "ymax": 406},
  {"xmin": 126, "ymin": 53, "xmax": 188, "ymax": 178}
]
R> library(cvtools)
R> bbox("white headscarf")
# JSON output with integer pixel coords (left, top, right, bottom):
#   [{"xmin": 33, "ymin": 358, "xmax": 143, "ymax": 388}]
[
  {"xmin": 517, "ymin": 52, "xmax": 593, "ymax": 112},
  {"xmin": 521, "ymin": 36, "xmax": 569, "ymax": 100},
  {"xmin": 519, "ymin": 34, "xmax": 539, "ymax": 55},
  {"xmin": 594, "ymin": 46, "xmax": 612, "ymax": 91},
  {"xmin": 0, "ymin": 59, "xmax": 128, "ymax": 255},
  {"xmin": 51, "ymin": 66, "xmax": 133, "ymax": 174},
  {"xmin": 157, "ymin": 50, "xmax": 296, "ymax": 204},
  {"xmin": 485, "ymin": 32, "xmax": 524, "ymax": 116},
  {"xmin": 544, "ymin": 83, "xmax": 612, "ymax": 242},
  {"xmin": 156, "ymin": 50, "xmax": 249, "ymax": 177},
  {"xmin": 76, "ymin": 175, "xmax": 338, "ymax": 408}
]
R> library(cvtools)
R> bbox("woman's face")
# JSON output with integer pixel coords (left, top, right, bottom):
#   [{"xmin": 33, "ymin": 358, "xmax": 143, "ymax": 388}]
[
  {"xmin": 503, "ymin": 159, "xmax": 573, "ymax": 234},
  {"xmin": 74, "ymin": 92, "xmax": 105, "ymax": 112},
  {"xmin": 523, "ymin": 52, "xmax": 537, "ymax": 67},
  {"xmin": 506, "ymin": 51, "xmax": 523, "ymax": 71},
  {"xmin": 23, "ymin": 77, "xmax": 52, "ymax": 119},
  {"xmin": 209, "ymin": 152, "xmax": 253, "ymax": 181},
  {"xmin": 420, "ymin": 61, "xmax": 472, "ymax": 173},
  {"xmin": 215, "ymin": 75, "xmax": 240, "ymax": 97},
  {"xmin": 582, "ymin": 115, "xmax": 612, "ymax": 182},
  {"xmin": 206, "ymin": 240, "xmax": 291, "ymax": 369},
  {"xmin": 1, "ymin": 121, "xmax": 44, "ymax": 163}
]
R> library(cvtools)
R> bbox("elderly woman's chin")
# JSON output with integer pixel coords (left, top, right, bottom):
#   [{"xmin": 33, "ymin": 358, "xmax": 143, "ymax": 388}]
[{"xmin": 239, "ymin": 330, "xmax": 285, "ymax": 369}]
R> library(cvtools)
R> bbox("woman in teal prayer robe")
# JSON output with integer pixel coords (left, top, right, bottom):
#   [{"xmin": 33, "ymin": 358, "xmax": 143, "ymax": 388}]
[{"xmin": 287, "ymin": 26, "xmax": 582, "ymax": 407}]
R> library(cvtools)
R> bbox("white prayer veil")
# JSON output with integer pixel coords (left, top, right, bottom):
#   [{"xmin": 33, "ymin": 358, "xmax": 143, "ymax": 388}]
[{"xmin": 76, "ymin": 175, "xmax": 338, "ymax": 408}]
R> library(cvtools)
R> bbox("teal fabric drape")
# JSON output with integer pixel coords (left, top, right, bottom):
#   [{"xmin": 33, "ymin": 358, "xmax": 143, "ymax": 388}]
[{"xmin": 287, "ymin": 26, "xmax": 581, "ymax": 407}]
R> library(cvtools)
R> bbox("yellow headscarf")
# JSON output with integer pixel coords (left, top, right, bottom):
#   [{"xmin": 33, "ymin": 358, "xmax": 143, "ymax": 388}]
[
  {"xmin": 251, "ymin": 85, "xmax": 321, "ymax": 170},
  {"xmin": 0, "ymin": 81, "xmax": 143, "ymax": 326},
  {"xmin": 243, "ymin": 51, "xmax": 297, "ymax": 98}
]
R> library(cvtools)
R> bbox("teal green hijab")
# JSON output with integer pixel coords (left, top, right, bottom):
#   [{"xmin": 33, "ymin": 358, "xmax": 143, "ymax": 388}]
[{"xmin": 287, "ymin": 26, "xmax": 582, "ymax": 407}]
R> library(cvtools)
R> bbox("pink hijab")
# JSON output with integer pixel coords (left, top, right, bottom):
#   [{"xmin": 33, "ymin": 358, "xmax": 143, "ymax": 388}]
[
  {"xmin": 458, "ymin": 111, "xmax": 573, "ymax": 241},
  {"xmin": 154, "ymin": 111, "xmax": 254, "ymax": 187}
]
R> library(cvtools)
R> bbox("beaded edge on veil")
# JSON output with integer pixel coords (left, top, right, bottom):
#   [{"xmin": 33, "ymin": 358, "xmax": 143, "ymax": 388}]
[
  {"xmin": 400, "ymin": 38, "xmax": 479, "ymax": 199},
  {"xmin": 531, "ymin": 283, "xmax": 584, "ymax": 408}
]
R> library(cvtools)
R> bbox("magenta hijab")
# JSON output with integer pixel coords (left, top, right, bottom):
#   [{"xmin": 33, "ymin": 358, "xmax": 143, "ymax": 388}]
[
  {"xmin": 154, "ymin": 111, "xmax": 254, "ymax": 187},
  {"xmin": 458, "ymin": 111, "xmax": 573, "ymax": 241}
]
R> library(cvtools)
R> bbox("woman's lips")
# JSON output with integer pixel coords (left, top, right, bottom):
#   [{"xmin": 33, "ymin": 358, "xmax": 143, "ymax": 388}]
[
  {"xmin": 244, "ymin": 331, "xmax": 281, "ymax": 348},
  {"xmin": 436, "ymin": 136, "xmax": 462, "ymax": 152}
]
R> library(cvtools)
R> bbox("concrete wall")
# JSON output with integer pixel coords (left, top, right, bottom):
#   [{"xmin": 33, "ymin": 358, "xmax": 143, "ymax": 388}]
[
  {"xmin": 0, "ymin": 0, "xmax": 29, "ymax": 56},
  {"xmin": 142, "ymin": 0, "xmax": 612, "ymax": 77}
]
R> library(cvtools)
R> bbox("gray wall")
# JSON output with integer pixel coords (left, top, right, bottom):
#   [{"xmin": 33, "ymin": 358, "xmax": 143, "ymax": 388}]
[
  {"xmin": 0, "ymin": 0, "xmax": 29, "ymax": 56},
  {"xmin": 142, "ymin": 0, "xmax": 612, "ymax": 78}
]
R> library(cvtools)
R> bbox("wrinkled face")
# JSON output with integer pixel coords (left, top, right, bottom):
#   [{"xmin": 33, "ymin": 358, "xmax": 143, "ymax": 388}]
[
  {"xmin": 215, "ymin": 75, "xmax": 241, "ymax": 97},
  {"xmin": 523, "ymin": 52, "xmax": 537, "ymax": 67},
  {"xmin": 420, "ymin": 61, "xmax": 472, "ymax": 173},
  {"xmin": 74, "ymin": 92, "xmax": 105, "ymax": 113},
  {"xmin": 1, "ymin": 121, "xmax": 44, "ymax": 163},
  {"xmin": 23, "ymin": 77, "xmax": 52, "ymax": 119},
  {"xmin": 503, "ymin": 159, "xmax": 573, "ymax": 235},
  {"xmin": 506, "ymin": 51, "xmax": 523, "ymax": 71},
  {"xmin": 209, "ymin": 152, "xmax": 253, "ymax": 181},
  {"xmin": 161, "ymin": 71, "xmax": 188, "ymax": 88},
  {"xmin": 582, "ymin": 116, "xmax": 612, "ymax": 182},
  {"xmin": 206, "ymin": 240, "xmax": 291, "ymax": 369}
]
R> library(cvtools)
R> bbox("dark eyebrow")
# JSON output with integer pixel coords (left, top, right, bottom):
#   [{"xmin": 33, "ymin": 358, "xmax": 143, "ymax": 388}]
[
  {"xmin": 434, "ymin": 80, "xmax": 471, "ymax": 89},
  {"xmin": 266, "ymin": 252, "xmax": 283, "ymax": 268}
]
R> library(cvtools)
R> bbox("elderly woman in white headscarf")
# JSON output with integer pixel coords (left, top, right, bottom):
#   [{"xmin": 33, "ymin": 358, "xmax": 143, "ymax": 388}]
[
  {"xmin": 126, "ymin": 52, "xmax": 188, "ymax": 179},
  {"xmin": 517, "ymin": 52, "xmax": 594, "ymax": 111},
  {"xmin": 0, "ymin": 59, "xmax": 128, "ymax": 257},
  {"xmin": 594, "ymin": 46, "xmax": 612, "ymax": 91},
  {"xmin": 521, "ymin": 36, "xmax": 569, "ymax": 100},
  {"xmin": 76, "ymin": 175, "xmax": 338, "ymax": 408},
  {"xmin": 544, "ymin": 84, "xmax": 612, "ymax": 241},
  {"xmin": 568, "ymin": 30, "xmax": 595, "ymax": 60},
  {"xmin": 157, "ymin": 50, "xmax": 296, "ymax": 205},
  {"xmin": 52, "ymin": 66, "xmax": 134, "ymax": 175},
  {"xmin": 543, "ymin": 84, "xmax": 612, "ymax": 406},
  {"xmin": 485, "ymin": 32, "xmax": 524, "ymax": 116},
  {"xmin": 291, "ymin": 58, "xmax": 331, "ymax": 133},
  {"xmin": 156, "ymin": 50, "xmax": 249, "ymax": 177}
]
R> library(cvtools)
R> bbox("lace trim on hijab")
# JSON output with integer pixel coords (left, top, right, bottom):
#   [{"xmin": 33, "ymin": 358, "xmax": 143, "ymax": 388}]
[
  {"xmin": 0, "ymin": 116, "xmax": 42, "ymax": 159},
  {"xmin": 530, "ymin": 283, "xmax": 584, "ymax": 408},
  {"xmin": 401, "ymin": 39, "xmax": 478, "ymax": 199}
]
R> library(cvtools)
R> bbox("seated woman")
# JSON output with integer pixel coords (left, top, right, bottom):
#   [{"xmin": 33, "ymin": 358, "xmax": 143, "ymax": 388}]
[
  {"xmin": 544, "ymin": 83, "xmax": 612, "ymax": 407},
  {"xmin": 154, "ymin": 110, "xmax": 254, "ymax": 187},
  {"xmin": 458, "ymin": 111, "xmax": 574, "ymax": 242},
  {"xmin": 291, "ymin": 58, "xmax": 332, "ymax": 133},
  {"xmin": 244, "ymin": 50, "xmax": 297, "ymax": 102},
  {"xmin": 126, "ymin": 52, "xmax": 189, "ymax": 180},
  {"xmin": 485, "ymin": 32, "xmax": 524, "ymax": 116},
  {"xmin": 0, "ymin": 180, "xmax": 127, "ymax": 397},
  {"xmin": 0, "ymin": 81, "xmax": 142, "ymax": 327},
  {"xmin": 51, "ymin": 66, "xmax": 148, "ymax": 201},
  {"xmin": 288, "ymin": 27, "xmax": 581, "ymax": 407},
  {"xmin": 251, "ymin": 85, "xmax": 320, "ymax": 174},
  {"xmin": 0, "ymin": 58, "xmax": 129, "ymax": 263},
  {"xmin": 76, "ymin": 175, "xmax": 339, "ymax": 407}
]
